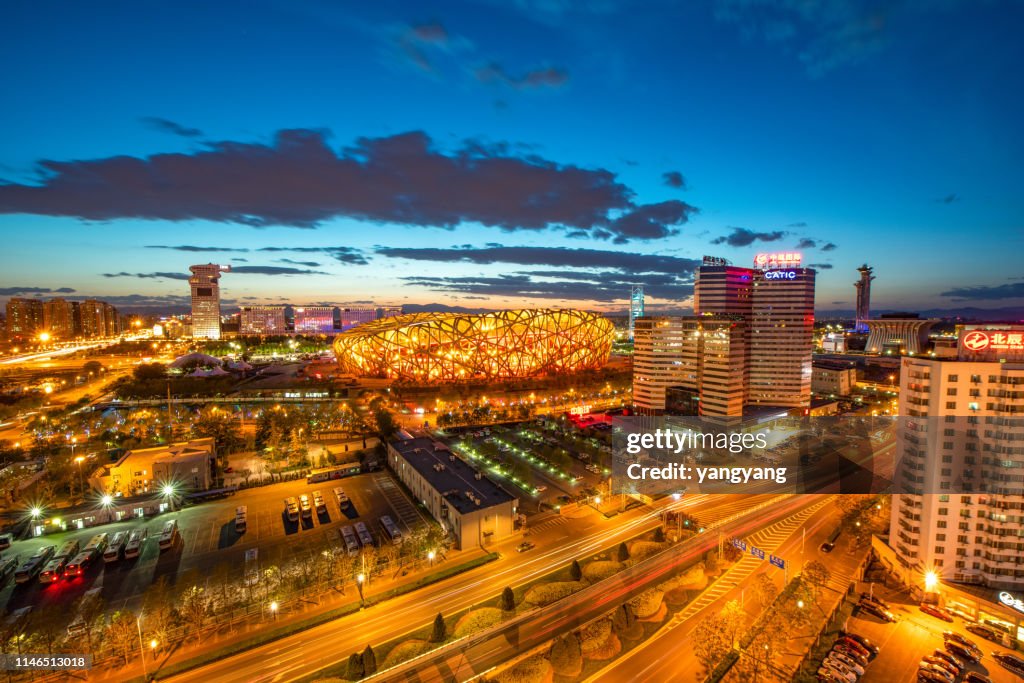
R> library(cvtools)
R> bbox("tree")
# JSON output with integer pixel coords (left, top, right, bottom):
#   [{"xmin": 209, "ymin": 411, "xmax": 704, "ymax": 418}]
[
  {"xmin": 179, "ymin": 585, "xmax": 210, "ymax": 640},
  {"xmin": 611, "ymin": 603, "xmax": 636, "ymax": 635},
  {"xmin": 430, "ymin": 612, "xmax": 447, "ymax": 643},
  {"xmin": 499, "ymin": 586, "xmax": 515, "ymax": 612},
  {"xmin": 719, "ymin": 600, "xmax": 745, "ymax": 649},
  {"xmin": 83, "ymin": 360, "xmax": 103, "ymax": 375},
  {"xmin": 193, "ymin": 406, "xmax": 243, "ymax": 455},
  {"xmin": 347, "ymin": 652, "xmax": 364, "ymax": 680},
  {"xmin": 374, "ymin": 409, "xmax": 397, "ymax": 439},
  {"xmin": 693, "ymin": 612, "xmax": 731, "ymax": 671},
  {"xmin": 705, "ymin": 553, "xmax": 720, "ymax": 575},
  {"xmin": 133, "ymin": 362, "xmax": 166, "ymax": 381},
  {"xmin": 801, "ymin": 560, "xmax": 831, "ymax": 603},
  {"xmin": 617, "ymin": 542, "xmax": 629, "ymax": 563},
  {"xmin": 653, "ymin": 526, "xmax": 666, "ymax": 543},
  {"xmin": 105, "ymin": 610, "xmax": 138, "ymax": 663},
  {"xmin": 143, "ymin": 576, "xmax": 177, "ymax": 645},
  {"xmin": 26, "ymin": 603, "xmax": 65, "ymax": 654},
  {"xmin": 752, "ymin": 573, "xmax": 778, "ymax": 611},
  {"xmin": 569, "ymin": 559, "xmax": 582, "ymax": 581},
  {"xmin": 361, "ymin": 644, "xmax": 377, "ymax": 676},
  {"xmin": 549, "ymin": 632, "xmax": 583, "ymax": 677},
  {"xmin": 723, "ymin": 538, "xmax": 743, "ymax": 563},
  {"xmin": 71, "ymin": 589, "xmax": 107, "ymax": 654}
]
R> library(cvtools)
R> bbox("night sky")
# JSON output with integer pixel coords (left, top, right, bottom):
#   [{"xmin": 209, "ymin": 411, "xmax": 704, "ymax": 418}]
[{"xmin": 1, "ymin": 1, "xmax": 1022, "ymax": 315}]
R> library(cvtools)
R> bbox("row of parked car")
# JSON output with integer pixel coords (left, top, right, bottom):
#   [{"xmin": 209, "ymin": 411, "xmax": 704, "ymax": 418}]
[{"xmin": 816, "ymin": 630, "xmax": 880, "ymax": 682}]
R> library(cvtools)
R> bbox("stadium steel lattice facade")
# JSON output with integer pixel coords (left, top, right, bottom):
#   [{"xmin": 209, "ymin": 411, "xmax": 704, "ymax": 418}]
[{"xmin": 333, "ymin": 309, "xmax": 614, "ymax": 382}]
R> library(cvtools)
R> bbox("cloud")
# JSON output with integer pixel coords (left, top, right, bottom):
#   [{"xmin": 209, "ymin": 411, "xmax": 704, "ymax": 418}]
[
  {"xmin": 140, "ymin": 117, "xmax": 204, "ymax": 138},
  {"xmin": 662, "ymin": 171, "xmax": 687, "ymax": 189},
  {"xmin": 0, "ymin": 286, "xmax": 76, "ymax": 295},
  {"xmin": 146, "ymin": 245, "xmax": 249, "ymax": 252},
  {"xmin": 475, "ymin": 63, "xmax": 569, "ymax": 89},
  {"xmin": 256, "ymin": 246, "xmax": 368, "ymax": 265},
  {"xmin": 796, "ymin": 238, "xmax": 816, "ymax": 248},
  {"xmin": 377, "ymin": 244, "xmax": 698, "ymax": 302},
  {"xmin": 410, "ymin": 22, "xmax": 448, "ymax": 44},
  {"xmin": 787, "ymin": 221, "xmax": 808, "ymax": 228},
  {"xmin": 821, "ymin": 242, "xmax": 837, "ymax": 251},
  {"xmin": 276, "ymin": 258, "xmax": 322, "ymax": 267},
  {"xmin": 710, "ymin": 227, "xmax": 785, "ymax": 247},
  {"xmin": 0, "ymin": 129, "xmax": 694, "ymax": 241},
  {"xmin": 714, "ymin": 0, "xmax": 893, "ymax": 77},
  {"xmin": 936, "ymin": 193, "xmax": 960, "ymax": 204},
  {"xmin": 102, "ymin": 271, "xmax": 191, "ymax": 281},
  {"xmin": 230, "ymin": 266, "xmax": 328, "ymax": 276},
  {"xmin": 940, "ymin": 282, "xmax": 1024, "ymax": 301},
  {"xmin": 808, "ymin": 262, "xmax": 833, "ymax": 269}
]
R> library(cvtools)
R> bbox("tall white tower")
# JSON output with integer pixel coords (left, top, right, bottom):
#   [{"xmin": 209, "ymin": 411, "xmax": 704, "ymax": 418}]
[
  {"xmin": 629, "ymin": 284, "xmax": 645, "ymax": 340},
  {"xmin": 189, "ymin": 264, "xmax": 230, "ymax": 339}
]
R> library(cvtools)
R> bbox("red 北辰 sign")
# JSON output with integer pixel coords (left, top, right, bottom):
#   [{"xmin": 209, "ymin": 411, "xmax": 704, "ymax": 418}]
[{"xmin": 961, "ymin": 330, "xmax": 1024, "ymax": 353}]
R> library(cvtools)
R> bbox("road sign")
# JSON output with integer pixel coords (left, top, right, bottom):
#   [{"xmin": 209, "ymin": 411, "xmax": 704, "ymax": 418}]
[
  {"xmin": 770, "ymin": 554, "xmax": 785, "ymax": 569},
  {"xmin": 750, "ymin": 546, "xmax": 765, "ymax": 560},
  {"xmin": 732, "ymin": 538, "xmax": 747, "ymax": 551}
]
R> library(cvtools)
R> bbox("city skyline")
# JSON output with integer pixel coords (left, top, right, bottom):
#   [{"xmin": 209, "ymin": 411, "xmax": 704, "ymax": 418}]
[{"xmin": 2, "ymin": 1, "xmax": 1023, "ymax": 316}]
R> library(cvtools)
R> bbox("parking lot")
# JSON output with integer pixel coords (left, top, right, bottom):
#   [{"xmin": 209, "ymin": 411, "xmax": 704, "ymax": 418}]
[
  {"xmin": 847, "ymin": 583, "xmax": 1023, "ymax": 683},
  {"xmin": 0, "ymin": 470, "xmax": 428, "ymax": 615}
]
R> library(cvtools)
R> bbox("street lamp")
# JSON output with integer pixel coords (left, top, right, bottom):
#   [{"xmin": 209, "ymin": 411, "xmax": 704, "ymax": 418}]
[
  {"xmin": 356, "ymin": 573, "xmax": 365, "ymax": 607},
  {"xmin": 136, "ymin": 614, "xmax": 148, "ymax": 678},
  {"xmin": 924, "ymin": 570, "xmax": 939, "ymax": 592},
  {"xmin": 427, "ymin": 550, "xmax": 435, "ymax": 566},
  {"xmin": 269, "ymin": 601, "xmax": 278, "ymax": 621},
  {"xmin": 162, "ymin": 484, "xmax": 177, "ymax": 511},
  {"xmin": 74, "ymin": 454, "xmax": 85, "ymax": 497}
]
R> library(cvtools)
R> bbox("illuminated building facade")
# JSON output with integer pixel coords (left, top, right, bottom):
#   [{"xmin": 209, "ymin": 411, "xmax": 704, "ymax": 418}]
[
  {"xmin": 239, "ymin": 305, "xmax": 287, "ymax": 335},
  {"xmin": 891, "ymin": 328, "xmax": 1024, "ymax": 593},
  {"xmin": 629, "ymin": 284, "xmax": 644, "ymax": 340},
  {"xmin": 43, "ymin": 298, "xmax": 77, "ymax": 339},
  {"xmin": 80, "ymin": 299, "xmax": 120, "ymax": 338},
  {"xmin": 339, "ymin": 307, "xmax": 377, "ymax": 330},
  {"xmin": 334, "ymin": 309, "xmax": 614, "ymax": 382},
  {"xmin": 4, "ymin": 298, "xmax": 44, "ymax": 341},
  {"xmin": 189, "ymin": 264, "xmax": 230, "ymax": 339},
  {"xmin": 294, "ymin": 306, "xmax": 336, "ymax": 334},
  {"xmin": 866, "ymin": 315, "xmax": 937, "ymax": 355},
  {"xmin": 379, "ymin": 306, "xmax": 403, "ymax": 319}
]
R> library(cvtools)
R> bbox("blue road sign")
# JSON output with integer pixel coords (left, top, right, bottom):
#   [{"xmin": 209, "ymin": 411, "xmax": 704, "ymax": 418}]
[
  {"xmin": 751, "ymin": 546, "xmax": 765, "ymax": 560},
  {"xmin": 732, "ymin": 538, "xmax": 747, "ymax": 551},
  {"xmin": 770, "ymin": 554, "xmax": 785, "ymax": 569}
]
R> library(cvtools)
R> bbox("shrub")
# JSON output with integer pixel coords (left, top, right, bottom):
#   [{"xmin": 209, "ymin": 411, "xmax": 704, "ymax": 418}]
[
  {"xmin": 579, "ymin": 619, "xmax": 613, "ymax": 655},
  {"xmin": 628, "ymin": 589, "xmax": 665, "ymax": 619},
  {"xmin": 523, "ymin": 581, "xmax": 585, "ymax": 607},
  {"xmin": 494, "ymin": 654, "xmax": 553, "ymax": 683},
  {"xmin": 549, "ymin": 633, "xmax": 583, "ymax": 677},
  {"xmin": 582, "ymin": 560, "xmax": 623, "ymax": 583},
  {"xmin": 381, "ymin": 640, "xmax": 431, "ymax": 668},
  {"xmin": 628, "ymin": 541, "xmax": 665, "ymax": 561},
  {"xmin": 453, "ymin": 608, "xmax": 503, "ymax": 638}
]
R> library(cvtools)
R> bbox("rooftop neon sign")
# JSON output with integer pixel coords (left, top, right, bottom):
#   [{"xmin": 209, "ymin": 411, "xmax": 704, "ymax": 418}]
[{"xmin": 754, "ymin": 252, "xmax": 803, "ymax": 269}]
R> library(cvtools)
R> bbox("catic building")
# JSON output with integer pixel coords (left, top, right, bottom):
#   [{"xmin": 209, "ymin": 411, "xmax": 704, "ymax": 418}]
[
  {"xmin": 334, "ymin": 309, "xmax": 614, "ymax": 382},
  {"xmin": 189, "ymin": 264, "xmax": 230, "ymax": 339}
]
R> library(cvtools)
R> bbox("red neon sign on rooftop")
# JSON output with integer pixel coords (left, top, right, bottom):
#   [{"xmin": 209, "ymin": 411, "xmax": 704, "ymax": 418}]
[{"xmin": 754, "ymin": 252, "xmax": 803, "ymax": 269}]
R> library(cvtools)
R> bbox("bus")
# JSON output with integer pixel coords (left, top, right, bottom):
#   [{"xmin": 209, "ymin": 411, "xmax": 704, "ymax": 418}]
[
  {"xmin": 306, "ymin": 463, "xmax": 361, "ymax": 484},
  {"xmin": 354, "ymin": 522, "xmax": 374, "ymax": 548},
  {"xmin": 65, "ymin": 548, "xmax": 99, "ymax": 579},
  {"xmin": 104, "ymin": 531, "xmax": 128, "ymax": 563},
  {"xmin": 334, "ymin": 487, "xmax": 350, "ymax": 509},
  {"xmin": 379, "ymin": 516, "xmax": 403, "ymax": 545},
  {"xmin": 0, "ymin": 555, "xmax": 18, "ymax": 586},
  {"xmin": 235, "ymin": 506, "xmax": 248, "ymax": 533},
  {"xmin": 820, "ymin": 527, "xmax": 842, "ymax": 553},
  {"xmin": 124, "ymin": 527, "xmax": 147, "ymax": 559},
  {"xmin": 39, "ymin": 538, "xmax": 79, "ymax": 584},
  {"xmin": 299, "ymin": 494, "xmax": 313, "ymax": 520},
  {"xmin": 284, "ymin": 497, "xmax": 299, "ymax": 522},
  {"xmin": 84, "ymin": 533, "xmax": 109, "ymax": 555},
  {"xmin": 158, "ymin": 520, "xmax": 180, "ymax": 551},
  {"xmin": 15, "ymin": 545, "xmax": 55, "ymax": 584},
  {"xmin": 339, "ymin": 526, "xmax": 359, "ymax": 557},
  {"xmin": 67, "ymin": 587, "xmax": 103, "ymax": 638},
  {"xmin": 312, "ymin": 491, "xmax": 327, "ymax": 515}
]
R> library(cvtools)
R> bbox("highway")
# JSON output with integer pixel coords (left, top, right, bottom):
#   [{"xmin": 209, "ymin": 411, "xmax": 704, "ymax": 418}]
[{"xmin": 147, "ymin": 493, "xmax": 778, "ymax": 683}]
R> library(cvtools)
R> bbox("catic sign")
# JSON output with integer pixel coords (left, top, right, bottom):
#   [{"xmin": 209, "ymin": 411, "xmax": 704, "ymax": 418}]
[
  {"xmin": 998, "ymin": 591, "xmax": 1024, "ymax": 615},
  {"xmin": 569, "ymin": 405, "xmax": 593, "ymax": 416},
  {"xmin": 961, "ymin": 330, "xmax": 1024, "ymax": 353},
  {"xmin": 754, "ymin": 252, "xmax": 802, "ymax": 269},
  {"xmin": 764, "ymin": 270, "xmax": 798, "ymax": 281}
]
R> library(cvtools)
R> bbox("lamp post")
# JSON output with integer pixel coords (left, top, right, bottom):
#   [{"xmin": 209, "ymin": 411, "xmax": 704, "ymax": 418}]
[
  {"xmin": 427, "ymin": 550, "xmax": 435, "ymax": 567},
  {"xmin": 162, "ymin": 484, "xmax": 176, "ymax": 512},
  {"xmin": 136, "ymin": 613, "xmax": 147, "ymax": 679},
  {"xmin": 74, "ymin": 453, "xmax": 85, "ymax": 498},
  {"xmin": 269, "ymin": 601, "xmax": 278, "ymax": 622},
  {"xmin": 356, "ymin": 573, "xmax": 365, "ymax": 607}
]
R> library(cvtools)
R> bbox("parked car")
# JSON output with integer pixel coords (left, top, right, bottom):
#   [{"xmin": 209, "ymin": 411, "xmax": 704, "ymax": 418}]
[
  {"xmin": 918, "ymin": 662, "xmax": 954, "ymax": 683},
  {"xmin": 922, "ymin": 655, "xmax": 958, "ymax": 678},
  {"xmin": 965, "ymin": 623, "xmax": 1001, "ymax": 642},
  {"xmin": 820, "ymin": 660, "xmax": 857, "ymax": 683},
  {"xmin": 838, "ymin": 631, "xmax": 879, "ymax": 657},
  {"xmin": 860, "ymin": 593, "xmax": 890, "ymax": 610},
  {"xmin": 827, "ymin": 651, "xmax": 865, "ymax": 676},
  {"xmin": 920, "ymin": 604, "xmax": 955, "ymax": 622},
  {"xmin": 944, "ymin": 641, "xmax": 980, "ymax": 664},
  {"xmin": 942, "ymin": 631, "xmax": 980, "ymax": 655},
  {"xmin": 930, "ymin": 649, "xmax": 962, "ymax": 675},
  {"xmin": 817, "ymin": 668, "xmax": 846, "ymax": 683},
  {"xmin": 859, "ymin": 601, "xmax": 897, "ymax": 622},
  {"xmin": 835, "ymin": 637, "xmax": 871, "ymax": 661},
  {"xmin": 993, "ymin": 652, "xmax": 1024, "ymax": 677},
  {"xmin": 918, "ymin": 669, "xmax": 950, "ymax": 683},
  {"xmin": 0, "ymin": 533, "xmax": 12, "ymax": 550},
  {"xmin": 963, "ymin": 672, "xmax": 992, "ymax": 683},
  {"xmin": 516, "ymin": 541, "xmax": 535, "ymax": 553}
]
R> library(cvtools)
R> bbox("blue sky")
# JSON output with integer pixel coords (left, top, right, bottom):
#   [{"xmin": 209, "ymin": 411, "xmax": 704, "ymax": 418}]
[{"xmin": 1, "ymin": 0, "xmax": 1022, "ymax": 314}]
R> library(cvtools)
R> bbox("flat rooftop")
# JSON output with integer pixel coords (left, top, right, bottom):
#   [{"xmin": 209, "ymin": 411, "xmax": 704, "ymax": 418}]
[{"xmin": 389, "ymin": 436, "xmax": 515, "ymax": 514}]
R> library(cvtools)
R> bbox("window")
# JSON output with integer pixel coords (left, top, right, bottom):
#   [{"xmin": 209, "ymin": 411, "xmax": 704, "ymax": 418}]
[
  {"xmin": 948, "ymin": 375, "xmax": 959, "ymax": 382},
  {"xmin": 935, "ymin": 547, "xmax": 945, "ymax": 554},
  {"xmin": 946, "ymin": 401, "xmax": 957, "ymax": 409},
  {"xmin": 936, "ymin": 533, "xmax": 946, "ymax": 542},
  {"xmin": 947, "ymin": 388, "xmax": 958, "ymax": 396},
  {"xmin": 938, "ymin": 507, "xmax": 948, "ymax": 515}
]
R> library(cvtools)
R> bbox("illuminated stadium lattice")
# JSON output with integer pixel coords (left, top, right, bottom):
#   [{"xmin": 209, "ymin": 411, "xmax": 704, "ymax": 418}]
[{"xmin": 334, "ymin": 309, "xmax": 614, "ymax": 382}]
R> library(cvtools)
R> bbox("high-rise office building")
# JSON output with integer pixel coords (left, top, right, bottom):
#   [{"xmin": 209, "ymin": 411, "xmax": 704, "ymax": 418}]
[
  {"xmin": 294, "ymin": 306, "xmax": 335, "ymax": 334},
  {"xmin": 339, "ymin": 307, "xmax": 377, "ymax": 330},
  {"xmin": 239, "ymin": 305, "xmax": 287, "ymax": 335},
  {"xmin": 379, "ymin": 306, "xmax": 403, "ymax": 319},
  {"xmin": 79, "ymin": 299, "xmax": 120, "ymax": 338},
  {"xmin": 43, "ymin": 297, "xmax": 77, "ymax": 339},
  {"xmin": 5, "ymin": 298, "xmax": 44, "ymax": 341},
  {"xmin": 632, "ymin": 315, "xmax": 747, "ymax": 417},
  {"xmin": 628, "ymin": 285, "xmax": 645, "ymax": 341},
  {"xmin": 891, "ymin": 326, "xmax": 1024, "ymax": 591},
  {"xmin": 854, "ymin": 264, "xmax": 874, "ymax": 333},
  {"xmin": 189, "ymin": 264, "xmax": 230, "ymax": 339}
]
